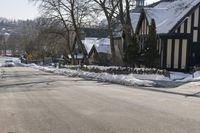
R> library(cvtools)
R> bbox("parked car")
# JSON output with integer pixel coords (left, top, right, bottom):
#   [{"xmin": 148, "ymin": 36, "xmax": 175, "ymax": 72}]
[{"xmin": 3, "ymin": 60, "xmax": 15, "ymax": 67}]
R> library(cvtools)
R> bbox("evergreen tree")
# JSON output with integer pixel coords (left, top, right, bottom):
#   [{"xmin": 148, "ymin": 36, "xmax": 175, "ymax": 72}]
[
  {"xmin": 144, "ymin": 19, "xmax": 158, "ymax": 67},
  {"xmin": 124, "ymin": 34, "xmax": 139, "ymax": 67}
]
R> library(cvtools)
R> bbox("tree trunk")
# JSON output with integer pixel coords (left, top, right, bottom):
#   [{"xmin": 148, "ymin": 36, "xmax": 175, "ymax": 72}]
[
  {"xmin": 70, "ymin": 3, "xmax": 87, "ymax": 66},
  {"xmin": 108, "ymin": 23, "xmax": 116, "ymax": 65},
  {"xmin": 65, "ymin": 30, "xmax": 75, "ymax": 65}
]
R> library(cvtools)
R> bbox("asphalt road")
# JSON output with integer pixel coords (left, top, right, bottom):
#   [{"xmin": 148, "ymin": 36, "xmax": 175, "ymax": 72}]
[{"xmin": 0, "ymin": 57, "xmax": 200, "ymax": 133}]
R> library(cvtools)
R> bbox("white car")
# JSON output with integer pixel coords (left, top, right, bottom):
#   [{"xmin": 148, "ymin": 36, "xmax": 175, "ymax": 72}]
[{"xmin": 3, "ymin": 60, "xmax": 15, "ymax": 67}]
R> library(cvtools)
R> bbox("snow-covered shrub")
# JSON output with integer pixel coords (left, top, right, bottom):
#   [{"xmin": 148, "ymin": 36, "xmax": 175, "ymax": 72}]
[{"xmin": 64, "ymin": 65, "xmax": 169, "ymax": 76}]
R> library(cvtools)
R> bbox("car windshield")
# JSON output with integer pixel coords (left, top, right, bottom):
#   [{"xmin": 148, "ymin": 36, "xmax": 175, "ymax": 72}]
[{"xmin": 5, "ymin": 60, "xmax": 13, "ymax": 63}]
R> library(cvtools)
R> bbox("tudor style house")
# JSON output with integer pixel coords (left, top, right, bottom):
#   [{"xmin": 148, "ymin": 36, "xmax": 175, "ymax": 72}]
[
  {"xmin": 131, "ymin": 0, "xmax": 200, "ymax": 71},
  {"xmin": 72, "ymin": 27, "xmax": 109, "ymax": 65},
  {"xmin": 72, "ymin": 27, "xmax": 124, "ymax": 65},
  {"xmin": 88, "ymin": 38, "xmax": 112, "ymax": 65}
]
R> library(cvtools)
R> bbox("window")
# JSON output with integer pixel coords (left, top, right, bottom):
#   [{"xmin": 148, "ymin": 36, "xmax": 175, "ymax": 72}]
[
  {"xmin": 181, "ymin": 40, "xmax": 187, "ymax": 69},
  {"xmin": 166, "ymin": 39, "xmax": 172, "ymax": 68},
  {"xmin": 193, "ymin": 30, "xmax": 198, "ymax": 42}
]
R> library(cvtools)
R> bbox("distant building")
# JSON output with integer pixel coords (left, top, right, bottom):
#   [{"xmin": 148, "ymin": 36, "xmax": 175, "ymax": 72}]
[
  {"xmin": 88, "ymin": 38, "xmax": 112, "ymax": 65},
  {"xmin": 71, "ymin": 27, "xmax": 109, "ymax": 65}
]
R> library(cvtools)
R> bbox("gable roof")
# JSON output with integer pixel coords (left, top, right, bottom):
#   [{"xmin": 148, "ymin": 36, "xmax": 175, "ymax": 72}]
[
  {"xmin": 82, "ymin": 38, "xmax": 98, "ymax": 54},
  {"xmin": 144, "ymin": 0, "xmax": 200, "ymax": 34},
  {"xmin": 130, "ymin": 0, "xmax": 174, "ymax": 34},
  {"xmin": 73, "ymin": 28, "xmax": 109, "ymax": 55},
  {"xmin": 130, "ymin": 13, "xmax": 141, "ymax": 32},
  {"xmin": 89, "ymin": 38, "xmax": 111, "ymax": 56},
  {"xmin": 81, "ymin": 38, "xmax": 111, "ymax": 57}
]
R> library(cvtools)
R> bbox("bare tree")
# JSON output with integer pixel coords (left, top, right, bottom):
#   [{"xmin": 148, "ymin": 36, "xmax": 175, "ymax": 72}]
[
  {"xmin": 92, "ymin": 0, "xmax": 120, "ymax": 64},
  {"xmin": 35, "ymin": 17, "xmax": 71, "ymax": 58},
  {"xmin": 7, "ymin": 34, "xmax": 21, "ymax": 55},
  {"xmin": 118, "ymin": 0, "xmax": 134, "ymax": 54},
  {"xmin": 0, "ymin": 34, "xmax": 5, "ymax": 55},
  {"xmin": 12, "ymin": 20, "xmax": 39, "ymax": 56},
  {"xmin": 30, "ymin": 0, "xmax": 94, "ymax": 64}
]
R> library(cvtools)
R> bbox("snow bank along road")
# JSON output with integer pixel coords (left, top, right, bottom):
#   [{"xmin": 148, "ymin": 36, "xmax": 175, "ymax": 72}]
[{"xmin": 0, "ymin": 59, "xmax": 200, "ymax": 133}]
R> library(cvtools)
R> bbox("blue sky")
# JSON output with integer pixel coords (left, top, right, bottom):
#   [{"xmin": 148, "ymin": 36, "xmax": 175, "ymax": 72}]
[{"xmin": 0, "ymin": 0, "xmax": 159, "ymax": 20}]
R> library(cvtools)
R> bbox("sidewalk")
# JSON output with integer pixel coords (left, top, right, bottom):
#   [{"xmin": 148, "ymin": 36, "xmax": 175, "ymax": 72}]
[{"xmin": 146, "ymin": 81, "xmax": 200, "ymax": 98}]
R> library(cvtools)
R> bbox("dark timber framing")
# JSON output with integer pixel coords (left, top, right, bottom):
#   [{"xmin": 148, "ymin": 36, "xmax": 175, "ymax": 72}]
[{"xmin": 136, "ymin": 2, "xmax": 200, "ymax": 71}]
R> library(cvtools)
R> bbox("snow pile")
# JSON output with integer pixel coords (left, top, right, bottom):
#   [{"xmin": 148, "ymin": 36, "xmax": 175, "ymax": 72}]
[
  {"xmin": 130, "ymin": 74, "xmax": 169, "ymax": 81},
  {"xmin": 192, "ymin": 71, "xmax": 200, "ymax": 81},
  {"xmin": 16, "ymin": 62, "xmax": 200, "ymax": 87},
  {"xmin": 83, "ymin": 65, "xmax": 120, "ymax": 71},
  {"xmin": 77, "ymin": 65, "xmax": 168, "ymax": 75},
  {"xmin": 66, "ymin": 65, "xmax": 170, "ymax": 81},
  {"xmin": 170, "ymin": 71, "xmax": 200, "ymax": 82},
  {"xmin": 179, "ymin": 71, "xmax": 200, "ymax": 82},
  {"xmin": 12, "ymin": 58, "xmax": 21, "ymax": 64},
  {"xmin": 170, "ymin": 72, "xmax": 191, "ymax": 81},
  {"xmin": 20, "ymin": 63, "xmax": 156, "ymax": 87}
]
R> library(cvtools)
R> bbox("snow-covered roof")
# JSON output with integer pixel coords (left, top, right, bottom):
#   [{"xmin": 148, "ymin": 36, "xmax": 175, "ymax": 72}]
[
  {"xmin": 80, "ymin": 37, "xmax": 111, "ymax": 55},
  {"xmin": 82, "ymin": 38, "xmax": 98, "ymax": 54},
  {"xmin": 154, "ymin": 2, "xmax": 172, "ymax": 8},
  {"xmin": 130, "ymin": 13, "xmax": 141, "ymax": 31},
  {"xmin": 95, "ymin": 38, "xmax": 111, "ymax": 54},
  {"xmin": 144, "ymin": 0, "xmax": 200, "ymax": 34}
]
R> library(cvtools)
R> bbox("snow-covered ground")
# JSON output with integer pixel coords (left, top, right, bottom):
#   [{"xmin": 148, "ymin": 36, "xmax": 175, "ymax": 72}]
[
  {"xmin": 17, "ymin": 65, "xmax": 199, "ymax": 87},
  {"xmin": 65, "ymin": 65, "xmax": 167, "ymax": 75},
  {"xmin": 20, "ymin": 63, "xmax": 156, "ymax": 87}
]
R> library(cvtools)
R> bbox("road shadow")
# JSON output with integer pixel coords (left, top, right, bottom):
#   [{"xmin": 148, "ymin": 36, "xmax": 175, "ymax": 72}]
[{"xmin": 0, "ymin": 80, "xmax": 56, "ymax": 88}]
